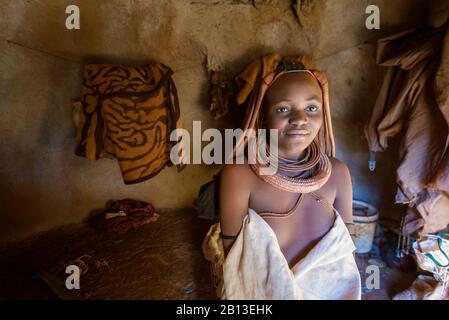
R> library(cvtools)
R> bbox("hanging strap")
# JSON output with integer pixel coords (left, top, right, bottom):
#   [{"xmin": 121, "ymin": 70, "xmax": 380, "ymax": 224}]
[{"xmin": 424, "ymin": 235, "xmax": 449, "ymax": 268}]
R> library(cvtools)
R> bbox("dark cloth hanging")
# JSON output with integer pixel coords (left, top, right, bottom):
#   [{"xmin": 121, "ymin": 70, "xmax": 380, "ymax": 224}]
[{"xmin": 365, "ymin": 21, "xmax": 449, "ymax": 236}]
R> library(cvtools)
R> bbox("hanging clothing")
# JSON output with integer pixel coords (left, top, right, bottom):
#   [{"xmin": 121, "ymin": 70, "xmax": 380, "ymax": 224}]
[
  {"xmin": 209, "ymin": 71, "xmax": 233, "ymax": 119},
  {"xmin": 365, "ymin": 21, "xmax": 449, "ymax": 235},
  {"xmin": 194, "ymin": 171, "xmax": 221, "ymax": 221},
  {"xmin": 74, "ymin": 63, "xmax": 185, "ymax": 184},
  {"xmin": 202, "ymin": 199, "xmax": 361, "ymax": 300}
]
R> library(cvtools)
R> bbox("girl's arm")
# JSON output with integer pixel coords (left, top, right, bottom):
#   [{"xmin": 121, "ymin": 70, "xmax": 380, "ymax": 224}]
[
  {"xmin": 331, "ymin": 158, "xmax": 354, "ymax": 224},
  {"xmin": 219, "ymin": 164, "xmax": 252, "ymax": 256}
]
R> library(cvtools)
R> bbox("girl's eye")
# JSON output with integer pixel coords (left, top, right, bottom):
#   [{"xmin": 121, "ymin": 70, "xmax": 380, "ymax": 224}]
[
  {"xmin": 306, "ymin": 105, "xmax": 318, "ymax": 112},
  {"xmin": 276, "ymin": 106, "xmax": 289, "ymax": 113}
]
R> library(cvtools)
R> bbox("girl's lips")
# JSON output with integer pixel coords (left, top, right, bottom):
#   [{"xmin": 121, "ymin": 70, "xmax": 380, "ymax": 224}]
[{"xmin": 285, "ymin": 129, "xmax": 310, "ymax": 135}]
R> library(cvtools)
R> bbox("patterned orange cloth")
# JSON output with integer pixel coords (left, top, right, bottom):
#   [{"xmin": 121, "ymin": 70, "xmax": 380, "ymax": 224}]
[{"xmin": 74, "ymin": 63, "xmax": 185, "ymax": 184}]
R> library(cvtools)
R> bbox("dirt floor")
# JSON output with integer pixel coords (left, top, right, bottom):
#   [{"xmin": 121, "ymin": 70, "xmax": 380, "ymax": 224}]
[{"xmin": 0, "ymin": 208, "xmax": 416, "ymax": 300}]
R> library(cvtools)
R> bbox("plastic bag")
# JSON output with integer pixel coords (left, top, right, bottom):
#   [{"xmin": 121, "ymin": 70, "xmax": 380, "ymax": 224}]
[{"xmin": 413, "ymin": 233, "xmax": 449, "ymax": 299}]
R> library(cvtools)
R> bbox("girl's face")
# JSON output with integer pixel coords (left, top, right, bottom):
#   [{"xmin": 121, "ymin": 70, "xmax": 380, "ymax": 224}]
[{"xmin": 263, "ymin": 72, "xmax": 323, "ymax": 160}]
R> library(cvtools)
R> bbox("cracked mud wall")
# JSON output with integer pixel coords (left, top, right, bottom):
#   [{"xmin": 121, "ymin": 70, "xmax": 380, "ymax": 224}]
[{"xmin": 1, "ymin": 0, "xmax": 448, "ymax": 244}]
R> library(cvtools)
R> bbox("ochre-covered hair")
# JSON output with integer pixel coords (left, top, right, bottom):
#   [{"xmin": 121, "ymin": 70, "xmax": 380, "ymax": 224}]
[{"xmin": 234, "ymin": 53, "xmax": 335, "ymax": 158}]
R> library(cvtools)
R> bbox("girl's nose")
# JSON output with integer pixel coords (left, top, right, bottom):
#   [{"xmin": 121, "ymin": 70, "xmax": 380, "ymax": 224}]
[{"xmin": 288, "ymin": 110, "xmax": 308, "ymax": 126}]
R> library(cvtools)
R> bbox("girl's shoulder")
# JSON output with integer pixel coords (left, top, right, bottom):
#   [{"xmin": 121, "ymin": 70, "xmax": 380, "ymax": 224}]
[
  {"xmin": 220, "ymin": 161, "xmax": 256, "ymax": 186},
  {"xmin": 327, "ymin": 157, "xmax": 352, "ymax": 190},
  {"xmin": 323, "ymin": 158, "xmax": 352, "ymax": 194},
  {"xmin": 329, "ymin": 157, "xmax": 350, "ymax": 175}
]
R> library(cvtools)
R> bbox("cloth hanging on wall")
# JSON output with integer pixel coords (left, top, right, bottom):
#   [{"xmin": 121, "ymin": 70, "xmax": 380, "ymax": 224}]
[
  {"xmin": 74, "ymin": 63, "xmax": 185, "ymax": 184},
  {"xmin": 209, "ymin": 71, "xmax": 234, "ymax": 119},
  {"xmin": 365, "ymin": 21, "xmax": 449, "ymax": 236}
]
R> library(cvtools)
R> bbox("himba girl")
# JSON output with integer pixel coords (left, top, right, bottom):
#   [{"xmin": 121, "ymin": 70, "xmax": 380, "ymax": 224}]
[{"xmin": 203, "ymin": 54, "xmax": 362, "ymax": 300}]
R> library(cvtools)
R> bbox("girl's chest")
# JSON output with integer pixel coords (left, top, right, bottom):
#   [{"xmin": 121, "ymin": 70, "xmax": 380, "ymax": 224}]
[{"xmin": 248, "ymin": 183, "xmax": 336, "ymax": 267}]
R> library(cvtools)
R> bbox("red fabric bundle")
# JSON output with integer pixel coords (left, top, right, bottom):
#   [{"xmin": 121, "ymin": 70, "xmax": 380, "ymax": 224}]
[{"xmin": 90, "ymin": 199, "xmax": 159, "ymax": 235}]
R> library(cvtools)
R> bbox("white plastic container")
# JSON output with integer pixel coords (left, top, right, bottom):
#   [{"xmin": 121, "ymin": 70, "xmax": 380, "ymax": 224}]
[{"xmin": 350, "ymin": 200, "xmax": 379, "ymax": 254}]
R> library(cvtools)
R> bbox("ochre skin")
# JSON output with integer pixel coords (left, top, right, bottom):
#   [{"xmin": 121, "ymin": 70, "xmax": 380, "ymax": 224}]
[{"xmin": 219, "ymin": 72, "xmax": 354, "ymax": 268}]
